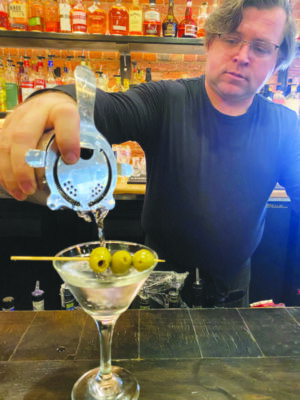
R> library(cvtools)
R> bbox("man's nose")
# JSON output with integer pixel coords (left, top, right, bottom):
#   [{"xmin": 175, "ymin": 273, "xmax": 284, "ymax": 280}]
[{"xmin": 233, "ymin": 41, "xmax": 251, "ymax": 64}]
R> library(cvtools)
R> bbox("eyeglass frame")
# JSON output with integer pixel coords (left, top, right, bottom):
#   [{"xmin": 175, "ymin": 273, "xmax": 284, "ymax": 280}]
[{"xmin": 216, "ymin": 33, "xmax": 281, "ymax": 58}]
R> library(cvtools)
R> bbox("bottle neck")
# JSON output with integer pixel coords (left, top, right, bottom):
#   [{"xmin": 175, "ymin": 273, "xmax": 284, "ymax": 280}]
[{"xmin": 185, "ymin": 0, "xmax": 192, "ymax": 17}]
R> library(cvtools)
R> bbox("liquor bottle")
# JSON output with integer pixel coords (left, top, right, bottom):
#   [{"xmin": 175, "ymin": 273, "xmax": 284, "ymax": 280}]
[
  {"xmin": 8, "ymin": 0, "xmax": 28, "ymax": 31},
  {"xmin": 16, "ymin": 61, "xmax": 24, "ymax": 103},
  {"xmin": 20, "ymin": 56, "xmax": 34, "ymax": 101},
  {"xmin": 28, "ymin": 0, "xmax": 43, "ymax": 31},
  {"xmin": 145, "ymin": 67, "xmax": 151, "ymax": 82},
  {"xmin": 44, "ymin": 0, "xmax": 59, "ymax": 32},
  {"xmin": 162, "ymin": 0, "xmax": 177, "ymax": 37},
  {"xmin": 33, "ymin": 56, "xmax": 46, "ymax": 90},
  {"xmin": 0, "ymin": 60, "xmax": 6, "ymax": 112},
  {"xmin": 128, "ymin": 0, "xmax": 142, "ymax": 36},
  {"xmin": 46, "ymin": 55, "xmax": 56, "ymax": 88},
  {"xmin": 273, "ymin": 84, "xmax": 286, "ymax": 106},
  {"xmin": 108, "ymin": 0, "xmax": 129, "ymax": 36},
  {"xmin": 96, "ymin": 70, "xmax": 108, "ymax": 91},
  {"xmin": 286, "ymin": 83, "xmax": 299, "ymax": 115},
  {"xmin": 58, "ymin": 0, "xmax": 71, "ymax": 33},
  {"xmin": 71, "ymin": 0, "xmax": 87, "ymax": 33},
  {"xmin": 2, "ymin": 296, "xmax": 15, "ymax": 311},
  {"xmin": 143, "ymin": 0, "xmax": 161, "ymax": 37},
  {"xmin": 196, "ymin": 1, "xmax": 208, "ymax": 38},
  {"xmin": 32, "ymin": 281, "xmax": 45, "ymax": 311},
  {"xmin": 5, "ymin": 58, "xmax": 18, "ymax": 110},
  {"xmin": 177, "ymin": 0, "xmax": 197, "ymax": 38},
  {"xmin": 87, "ymin": 0, "xmax": 106, "ymax": 34},
  {"xmin": 62, "ymin": 56, "xmax": 74, "ymax": 84},
  {"xmin": 0, "ymin": 0, "xmax": 9, "ymax": 30}
]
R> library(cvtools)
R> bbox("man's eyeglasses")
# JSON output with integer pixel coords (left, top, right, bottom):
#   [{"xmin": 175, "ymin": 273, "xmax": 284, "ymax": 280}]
[{"xmin": 217, "ymin": 33, "xmax": 280, "ymax": 58}]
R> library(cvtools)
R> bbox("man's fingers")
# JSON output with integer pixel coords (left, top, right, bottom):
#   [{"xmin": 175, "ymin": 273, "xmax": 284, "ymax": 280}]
[{"xmin": 48, "ymin": 98, "xmax": 80, "ymax": 164}]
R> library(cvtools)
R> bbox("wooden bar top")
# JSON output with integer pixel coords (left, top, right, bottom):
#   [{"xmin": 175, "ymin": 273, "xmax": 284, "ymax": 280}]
[{"xmin": 0, "ymin": 307, "xmax": 299, "ymax": 399}]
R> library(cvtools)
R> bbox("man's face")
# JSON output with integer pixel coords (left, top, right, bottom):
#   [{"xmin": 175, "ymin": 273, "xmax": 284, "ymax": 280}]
[{"xmin": 205, "ymin": 6, "xmax": 287, "ymax": 109}]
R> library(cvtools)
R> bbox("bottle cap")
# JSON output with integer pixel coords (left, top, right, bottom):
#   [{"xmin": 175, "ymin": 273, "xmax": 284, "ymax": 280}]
[{"xmin": 32, "ymin": 281, "xmax": 45, "ymax": 300}]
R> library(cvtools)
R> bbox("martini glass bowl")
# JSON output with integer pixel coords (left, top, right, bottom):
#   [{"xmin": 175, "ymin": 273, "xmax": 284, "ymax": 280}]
[{"xmin": 53, "ymin": 240, "xmax": 158, "ymax": 400}]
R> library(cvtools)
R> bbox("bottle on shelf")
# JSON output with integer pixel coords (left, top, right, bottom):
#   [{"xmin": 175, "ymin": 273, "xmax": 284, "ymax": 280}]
[
  {"xmin": 128, "ymin": 0, "xmax": 142, "ymax": 36},
  {"xmin": 46, "ymin": 55, "xmax": 56, "ymax": 88},
  {"xmin": 20, "ymin": 55, "xmax": 34, "ymax": 101},
  {"xmin": 196, "ymin": 1, "xmax": 208, "ymax": 38},
  {"xmin": 0, "ymin": 0, "xmax": 9, "ymax": 30},
  {"xmin": 108, "ymin": 0, "xmax": 129, "ymax": 36},
  {"xmin": 285, "ymin": 82, "xmax": 299, "ymax": 115},
  {"xmin": 273, "ymin": 84, "xmax": 286, "ymax": 105},
  {"xmin": 162, "ymin": 0, "xmax": 177, "ymax": 38},
  {"xmin": 58, "ymin": 0, "xmax": 71, "ymax": 33},
  {"xmin": 2, "ymin": 296, "xmax": 15, "ymax": 311},
  {"xmin": 16, "ymin": 60, "xmax": 24, "ymax": 103},
  {"xmin": 87, "ymin": 0, "xmax": 106, "ymax": 34},
  {"xmin": 143, "ymin": 0, "xmax": 161, "ymax": 37},
  {"xmin": 177, "ymin": 0, "xmax": 197, "ymax": 38},
  {"xmin": 71, "ymin": 0, "xmax": 87, "ymax": 33},
  {"xmin": 62, "ymin": 55, "xmax": 74, "ymax": 84},
  {"xmin": 0, "ymin": 60, "xmax": 6, "ymax": 112},
  {"xmin": 44, "ymin": 0, "xmax": 59, "ymax": 32},
  {"xmin": 32, "ymin": 280, "xmax": 45, "ymax": 311},
  {"xmin": 28, "ymin": 0, "xmax": 43, "ymax": 32},
  {"xmin": 96, "ymin": 70, "xmax": 108, "ymax": 91},
  {"xmin": 33, "ymin": 56, "xmax": 46, "ymax": 90},
  {"xmin": 8, "ymin": 0, "xmax": 28, "ymax": 31},
  {"xmin": 5, "ymin": 58, "xmax": 18, "ymax": 110},
  {"xmin": 145, "ymin": 67, "xmax": 151, "ymax": 82}
]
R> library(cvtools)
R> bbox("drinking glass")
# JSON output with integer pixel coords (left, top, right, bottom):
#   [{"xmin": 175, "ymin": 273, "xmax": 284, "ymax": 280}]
[{"xmin": 53, "ymin": 240, "xmax": 157, "ymax": 400}]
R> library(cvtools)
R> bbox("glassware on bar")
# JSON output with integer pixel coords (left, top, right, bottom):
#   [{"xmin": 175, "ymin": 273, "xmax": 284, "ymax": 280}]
[{"xmin": 53, "ymin": 240, "xmax": 157, "ymax": 400}]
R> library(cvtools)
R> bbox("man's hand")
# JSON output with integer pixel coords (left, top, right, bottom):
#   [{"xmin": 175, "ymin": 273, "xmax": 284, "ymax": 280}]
[{"xmin": 0, "ymin": 91, "xmax": 80, "ymax": 200}]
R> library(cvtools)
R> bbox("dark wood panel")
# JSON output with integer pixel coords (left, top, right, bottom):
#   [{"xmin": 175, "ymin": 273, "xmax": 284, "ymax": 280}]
[
  {"xmin": 11, "ymin": 310, "xmax": 87, "ymax": 361},
  {"xmin": 0, "ymin": 358, "xmax": 300, "ymax": 400},
  {"xmin": 239, "ymin": 308, "xmax": 300, "ymax": 356},
  {"xmin": 0, "ymin": 311, "xmax": 36, "ymax": 361},
  {"xmin": 287, "ymin": 307, "xmax": 300, "ymax": 324},
  {"xmin": 139, "ymin": 309, "xmax": 201, "ymax": 358},
  {"xmin": 190, "ymin": 308, "xmax": 262, "ymax": 357}
]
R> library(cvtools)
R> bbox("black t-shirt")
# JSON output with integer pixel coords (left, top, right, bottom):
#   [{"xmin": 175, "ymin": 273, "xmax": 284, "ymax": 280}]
[{"xmin": 60, "ymin": 76, "xmax": 300, "ymax": 281}]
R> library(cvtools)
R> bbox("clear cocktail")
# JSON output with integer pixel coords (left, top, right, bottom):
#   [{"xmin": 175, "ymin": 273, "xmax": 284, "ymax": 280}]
[{"xmin": 53, "ymin": 240, "xmax": 157, "ymax": 400}]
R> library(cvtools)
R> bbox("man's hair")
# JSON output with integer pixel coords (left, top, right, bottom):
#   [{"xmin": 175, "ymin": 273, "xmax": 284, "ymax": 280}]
[{"xmin": 204, "ymin": 0, "xmax": 297, "ymax": 70}]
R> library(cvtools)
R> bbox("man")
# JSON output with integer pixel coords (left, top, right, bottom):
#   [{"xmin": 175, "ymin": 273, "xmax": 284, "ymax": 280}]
[{"xmin": 0, "ymin": 0, "xmax": 298, "ymax": 307}]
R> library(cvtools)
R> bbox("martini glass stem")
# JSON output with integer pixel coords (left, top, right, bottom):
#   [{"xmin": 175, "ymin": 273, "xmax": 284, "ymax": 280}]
[{"xmin": 95, "ymin": 318, "xmax": 117, "ymax": 380}]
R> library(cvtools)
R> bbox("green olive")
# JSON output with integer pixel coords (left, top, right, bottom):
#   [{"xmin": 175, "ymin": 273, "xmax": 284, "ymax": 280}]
[
  {"xmin": 111, "ymin": 250, "xmax": 132, "ymax": 274},
  {"xmin": 89, "ymin": 247, "xmax": 111, "ymax": 273},
  {"xmin": 132, "ymin": 249, "xmax": 155, "ymax": 272}
]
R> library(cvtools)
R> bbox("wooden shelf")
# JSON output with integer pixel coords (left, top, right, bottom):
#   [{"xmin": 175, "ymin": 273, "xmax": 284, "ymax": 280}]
[{"xmin": 0, "ymin": 31, "xmax": 205, "ymax": 54}]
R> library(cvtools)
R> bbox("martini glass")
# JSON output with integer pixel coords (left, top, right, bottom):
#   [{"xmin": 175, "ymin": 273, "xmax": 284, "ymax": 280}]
[{"xmin": 53, "ymin": 240, "xmax": 157, "ymax": 400}]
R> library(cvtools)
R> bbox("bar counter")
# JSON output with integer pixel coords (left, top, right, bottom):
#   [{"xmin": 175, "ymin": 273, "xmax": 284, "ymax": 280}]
[{"xmin": 0, "ymin": 307, "xmax": 299, "ymax": 399}]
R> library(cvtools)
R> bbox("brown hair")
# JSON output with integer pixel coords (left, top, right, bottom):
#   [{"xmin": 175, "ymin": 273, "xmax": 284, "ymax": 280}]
[{"xmin": 204, "ymin": 0, "xmax": 297, "ymax": 70}]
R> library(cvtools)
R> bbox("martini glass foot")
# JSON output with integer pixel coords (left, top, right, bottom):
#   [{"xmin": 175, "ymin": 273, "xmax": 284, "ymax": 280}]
[{"xmin": 72, "ymin": 366, "xmax": 140, "ymax": 400}]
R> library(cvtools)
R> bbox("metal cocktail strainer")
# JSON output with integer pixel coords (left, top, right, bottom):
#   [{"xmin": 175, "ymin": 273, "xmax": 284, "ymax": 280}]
[{"xmin": 25, "ymin": 65, "xmax": 117, "ymax": 214}]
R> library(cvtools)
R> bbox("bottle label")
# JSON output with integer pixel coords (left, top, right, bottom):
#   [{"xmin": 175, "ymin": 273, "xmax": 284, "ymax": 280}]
[
  {"xmin": 129, "ymin": 10, "xmax": 142, "ymax": 32},
  {"xmin": 184, "ymin": 24, "xmax": 197, "ymax": 37},
  {"xmin": 33, "ymin": 300, "xmax": 45, "ymax": 311},
  {"xmin": 88, "ymin": 4, "xmax": 98, "ymax": 13},
  {"xmin": 144, "ymin": 10, "xmax": 160, "ymax": 22},
  {"xmin": 28, "ymin": 17, "xmax": 41, "ymax": 27},
  {"xmin": 59, "ymin": 3, "xmax": 71, "ymax": 31},
  {"xmin": 5, "ymin": 82, "xmax": 18, "ymax": 110},
  {"xmin": 72, "ymin": 10, "xmax": 86, "ymax": 26},
  {"xmin": 21, "ymin": 82, "xmax": 34, "ymax": 101},
  {"xmin": 9, "ymin": 3, "xmax": 27, "ymax": 19},
  {"xmin": 144, "ymin": 23, "xmax": 159, "ymax": 35},
  {"xmin": 112, "ymin": 24, "xmax": 126, "ymax": 31},
  {"xmin": 34, "ymin": 78, "xmax": 46, "ymax": 89},
  {"xmin": 163, "ymin": 22, "xmax": 176, "ymax": 37}
]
